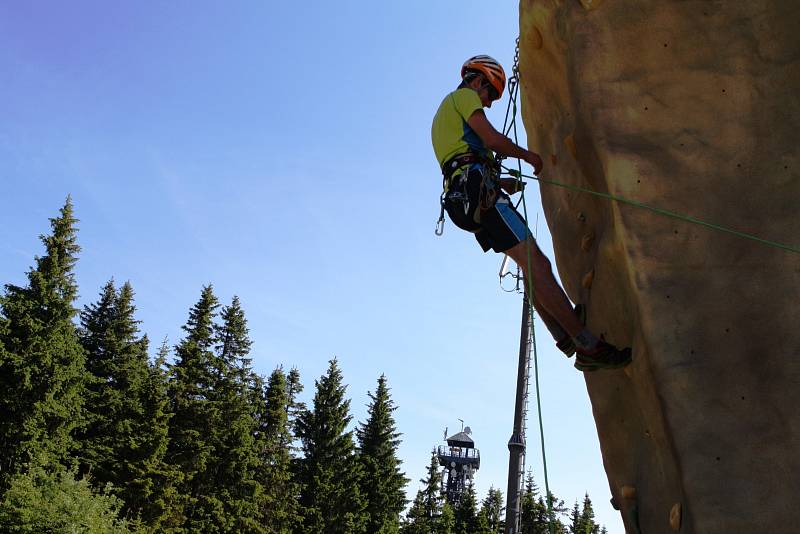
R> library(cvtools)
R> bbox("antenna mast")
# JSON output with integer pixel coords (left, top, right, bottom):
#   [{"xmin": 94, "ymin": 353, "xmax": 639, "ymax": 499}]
[{"xmin": 501, "ymin": 259, "xmax": 533, "ymax": 534}]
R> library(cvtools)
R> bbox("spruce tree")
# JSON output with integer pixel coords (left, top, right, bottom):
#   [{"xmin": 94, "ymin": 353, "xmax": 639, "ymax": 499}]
[
  {"xmin": 420, "ymin": 451, "xmax": 444, "ymax": 524},
  {"xmin": 216, "ymin": 296, "xmax": 253, "ymax": 383},
  {"xmin": 356, "ymin": 374, "xmax": 408, "ymax": 534},
  {"xmin": 402, "ymin": 500, "xmax": 458, "ymax": 534},
  {"xmin": 259, "ymin": 367, "xmax": 301, "ymax": 533},
  {"xmin": 286, "ymin": 367, "xmax": 305, "ymax": 435},
  {"xmin": 0, "ymin": 198, "xmax": 86, "ymax": 485},
  {"xmin": 166, "ymin": 285, "xmax": 222, "ymax": 531},
  {"xmin": 547, "ymin": 493, "xmax": 569, "ymax": 534},
  {"xmin": 578, "ymin": 494, "xmax": 599, "ymax": 534},
  {"xmin": 285, "ymin": 366, "xmax": 306, "ymax": 463},
  {"xmin": 78, "ymin": 280, "xmax": 117, "ymax": 481},
  {"xmin": 295, "ymin": 358, "xmax": 366, "ymax": 534},
  {"xmin": 401, "ymin": 454, "xmax": 447, "ymax": 534},
  {"xmin": 453, "ymin": 483, "xmax": 479, "ymax": 534},
  {"xmin": 78, "ymin": 280, "xmax": 174, "ymax": 527},
  {"xmin": 139, "ymin": 338, "xmax": 181, "ymax": 528},
  {"xmin": 401, "ymin": 491, "xmax": 429, "ymax": 534},
  {"xmin": 520, "ymin": 472, "xmax": 535, "ymax": 534},
  {"xmin": 400, "ymin": 449, "xmax": 456, "ymax": 534},
  {"xmin": 520, "ymin": 472, "xmax": 547, "ymax": 534},
  {"xmin": 439, "ymin": 502, "xmax": 456, "ymax": 534},
  {"xmin": 480, "ymin": 486, "xmax": 505, "ymax": 533},
  {"xmin": 568, "ymin": 501, "xmax": 583, "ymax": 534},
  {"xmin": 477, "ymin": 507, "xmax": 492, "ymax": 534},
  {"xmin": 209, "ymin": 296, "xmax": 263, "ymax": 532}
]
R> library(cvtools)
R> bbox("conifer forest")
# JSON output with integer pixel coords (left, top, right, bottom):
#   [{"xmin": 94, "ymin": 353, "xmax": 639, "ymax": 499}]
[{"xmin": 0, "ymin": 199, "xmax": 608, "ymax": 533}]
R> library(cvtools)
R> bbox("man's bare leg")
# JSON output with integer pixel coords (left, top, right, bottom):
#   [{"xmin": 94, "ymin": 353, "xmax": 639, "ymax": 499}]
[
  {"xmin": 528, "ymin": 292, "xmax": 568, "ymax": 340},
  {"xmin": 505, "ymin": 237, "xmax": 631, "ymax": 369},
  {"xmin": 505, "ymin": 238, "xmax": 584, "ymax": 337}
]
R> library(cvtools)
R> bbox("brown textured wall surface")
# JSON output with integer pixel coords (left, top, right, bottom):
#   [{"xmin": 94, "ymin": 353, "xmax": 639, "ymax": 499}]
[{"xmin": 518, "ymin": 2, "xmax": 800, "ymax": 533}]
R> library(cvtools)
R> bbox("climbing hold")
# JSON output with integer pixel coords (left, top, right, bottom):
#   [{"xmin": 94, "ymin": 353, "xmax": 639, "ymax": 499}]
[
  {"xmin": 621, "ymin": 485, "xmax": 637, "ymax": 500},
  {"xmin": 619, "ymin": 486, "xmax": 643, "ymax": 534},
  {"xmin": 610, "ymin": 497, "xmax": 620, "ymax": 511},
  {"xmin": 670, "ymin": 503, "xmax": 682, "ymax": 531},
  {"xmin": 624, "ymin": 362, "xmax": 634, "ymax": 378},
  {"xmin": 581, "ymin": 231, "xmax": 595, "ymax": 251},
  {"xmin": 577, "ymin": 212, "xmax": 586, "ymax": 222},
  {"xmin": 582, "ymin": 269, "xmax": 594, "ymax": 289},
  {"xmin": 531, "ymin": 27, "xmax": 543, "ymax": 50},
  {"xmin": 564, "ymin": 134, "xmax": 577, "ymax": 160},
  {"xmin": 550, "ymin": 154, "xmax": 558, "ymax": 166}
]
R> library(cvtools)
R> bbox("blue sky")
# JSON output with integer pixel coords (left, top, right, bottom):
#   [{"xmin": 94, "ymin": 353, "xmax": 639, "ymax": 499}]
[{"xmin": 0, "ymin": 2, "xmax": 622, "ymax": 531}]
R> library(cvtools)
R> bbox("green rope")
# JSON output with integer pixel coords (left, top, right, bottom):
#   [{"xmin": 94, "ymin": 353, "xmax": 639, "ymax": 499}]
[
  {"xmin": 520, "ymin": 182, "xmax": 558, "ymax": 534},
  {"xmin": 501, "ymin": 38, "xmax": 558, "ymax": 534},
  {"xmin": 503, "ymin": 168, "xmax": 800, "ymax": 255}
]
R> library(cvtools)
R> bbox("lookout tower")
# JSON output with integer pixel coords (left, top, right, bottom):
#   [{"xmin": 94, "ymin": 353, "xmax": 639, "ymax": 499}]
[{"xmin": 437, "ymin": 425, "xmax": 480, "ymax": 503}]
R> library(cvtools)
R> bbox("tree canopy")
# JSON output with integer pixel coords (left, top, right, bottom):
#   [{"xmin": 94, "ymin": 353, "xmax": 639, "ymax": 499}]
[{"xmin": 0, "ymin": 200, "xmax": 610, "ymax": 534}]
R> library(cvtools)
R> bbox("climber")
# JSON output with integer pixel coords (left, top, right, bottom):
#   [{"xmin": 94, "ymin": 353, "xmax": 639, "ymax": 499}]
[{"xmin": 431, "ymin": 55, "xmax": 631, "ymax": 371}]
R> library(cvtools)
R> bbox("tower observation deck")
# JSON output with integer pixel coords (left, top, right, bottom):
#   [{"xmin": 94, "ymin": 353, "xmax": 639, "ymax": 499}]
[{"xmin": 437, "ymin": 427, "xmax": 480, "ymax": 503}]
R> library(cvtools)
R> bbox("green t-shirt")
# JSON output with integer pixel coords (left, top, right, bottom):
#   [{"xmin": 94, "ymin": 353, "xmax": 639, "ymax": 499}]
[{"xmin": 431, "ymin": 87, "xmax": 491, "ymax": 168}]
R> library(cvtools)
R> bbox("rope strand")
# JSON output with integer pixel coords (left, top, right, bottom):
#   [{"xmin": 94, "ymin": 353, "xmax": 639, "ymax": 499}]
[
  {"xmin": 500, "ymin": 37, "xmax": 558, "ymax": 534},
  {"xmin": 504, "ymin": 167, "xmax": 800, "ymax": 255}
]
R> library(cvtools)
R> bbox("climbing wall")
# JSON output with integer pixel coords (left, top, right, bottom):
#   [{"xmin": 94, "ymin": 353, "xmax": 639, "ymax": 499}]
[{"xmin": 518, "ymin": 1, "xmax": 800, "ymax": 532}]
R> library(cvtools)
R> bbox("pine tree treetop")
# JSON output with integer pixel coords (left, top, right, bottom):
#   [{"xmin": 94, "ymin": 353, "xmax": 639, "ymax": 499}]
[
  {"xmin": 34, "ymin": 197, "xmax": 81, "ymax": 306},
  {"xmin": 180, "ymin": 285, "xmax": 219, "ymax": 348},
  {"xmin": 216, "ymin": 295, "xmax": 253, "ymax": 374},
  {"xmin": 0, "ymin": 198, "xmax": 86, "ymax": 482}
]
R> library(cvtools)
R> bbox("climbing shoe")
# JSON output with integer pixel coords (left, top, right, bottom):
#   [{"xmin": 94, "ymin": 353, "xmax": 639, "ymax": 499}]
[
  {"xmin": 556, "ymin": 304, "xmax": 586, "ymax": 357},
  {"xmin": 574, "ymin": 341, "xmax": 632, "ymax": 372},
  {"xmin": 556, "ymin": 336, "xmax": 576, "ymax": 357}
]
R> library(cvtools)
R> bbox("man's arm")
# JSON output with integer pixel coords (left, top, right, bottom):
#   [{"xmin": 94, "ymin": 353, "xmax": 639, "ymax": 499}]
[{"xmin": 467, "ymin": 109, "xmax": 543, "ymax": 174}]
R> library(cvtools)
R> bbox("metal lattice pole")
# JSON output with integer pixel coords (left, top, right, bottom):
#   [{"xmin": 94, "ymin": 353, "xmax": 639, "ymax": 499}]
[{"xmin": 504, "ymin": 293, "xmax": 532, "ymax": 534}]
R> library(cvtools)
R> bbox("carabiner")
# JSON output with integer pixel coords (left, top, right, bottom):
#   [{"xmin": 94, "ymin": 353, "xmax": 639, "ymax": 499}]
[
  {"xmin": 435, "ymin": 193, "xmax": 446, "ymax": 236},
  {"xmin": 435, "ymin": 217, "xmax": 445, "ymax": 236}
]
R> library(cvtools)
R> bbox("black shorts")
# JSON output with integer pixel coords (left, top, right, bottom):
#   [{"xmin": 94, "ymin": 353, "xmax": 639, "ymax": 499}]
[{"xmin": 444, "ymin": 164, "xmax": 531, "ymax": 253}]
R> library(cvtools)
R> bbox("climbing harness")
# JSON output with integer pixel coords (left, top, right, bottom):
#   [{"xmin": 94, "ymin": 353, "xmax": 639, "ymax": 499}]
[{"xmin": 436, "ymin": 152, "xmax": 502, "ymax": 235}]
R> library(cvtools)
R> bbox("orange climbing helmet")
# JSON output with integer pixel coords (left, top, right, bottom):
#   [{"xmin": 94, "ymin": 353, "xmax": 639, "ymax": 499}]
[{"xmin": 461, "ymin": 55, "xmax": 506, "ymax": 100}]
